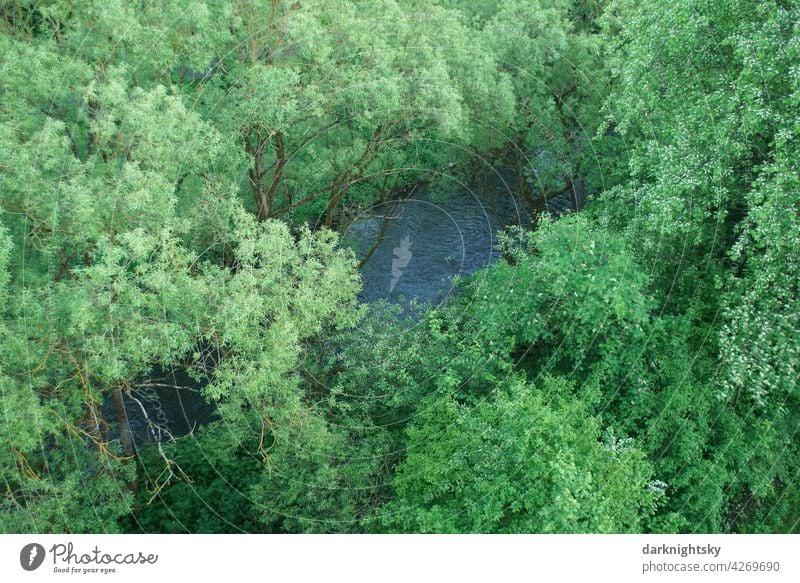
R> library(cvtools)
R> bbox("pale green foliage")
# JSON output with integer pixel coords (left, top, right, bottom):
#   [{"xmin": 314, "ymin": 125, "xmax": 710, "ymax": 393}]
[
  {"xmin": 1, "ymin": 0, "xmax": 370, "ymax": 530},
  {"xmin": 1, "ymin": 189, "xmax": 363, "ymax": 530},
  {"xmin": 202, "ymin": 210, "xmax": 364, "ymax": 437},
  {"xmin": 184, "ymin": 0, "xmax": 519, "ymax": 223},
  {"xmin": 455, "ymin": 0, "xmax": 609, "ymax": 200}
]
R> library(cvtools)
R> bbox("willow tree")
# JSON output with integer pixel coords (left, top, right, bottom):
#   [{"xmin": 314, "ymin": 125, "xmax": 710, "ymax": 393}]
[
  {"xmin": 0, "ymin": 5, "xmax": 365, "ymax": 532},
  {"xmin": 190, "ymin": 0, "xmax": 517, "ymax": 227},
  {"xmin": 437, "ymin": 0, "xmax": 609, "ymax": 212}
]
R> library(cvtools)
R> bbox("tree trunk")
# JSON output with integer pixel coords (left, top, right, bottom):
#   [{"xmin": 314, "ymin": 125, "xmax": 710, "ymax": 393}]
[{"xmin": 263, "ymin": 131, "xmax": 286, "ymax": 220}]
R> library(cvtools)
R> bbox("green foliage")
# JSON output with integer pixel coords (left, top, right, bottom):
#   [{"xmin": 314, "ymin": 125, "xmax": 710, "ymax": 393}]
[
  {"xmin": 382, "ymin": 375, "xmax": 658, "ymax": 533},
  {"xmin": 589, "ymin": 0, "xmax": 800, "ymax": 532},
  {"xmin": 1, "ymin": 0, "xmax": 797, "ymax": 535},
  {"xmin": 124, "ymin": 430, "xmax": 265, "ymax": 534},
  {"xmin": 464, "ymin": 215, "xmax": 651, "ymax": 385}
]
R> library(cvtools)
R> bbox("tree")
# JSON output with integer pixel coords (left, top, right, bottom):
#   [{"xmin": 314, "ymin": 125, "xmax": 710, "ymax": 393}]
[
  {"xmin": 462, "ymin": 214, "xmax": 652, "ymax": 386},
  {"xmin": 2, "ymin": 0, "xmax": 797, "ymax": 535},
  {"xmin": 382, "ymin": 375, "xmax": 658, "ymax": 533},
  {"xmin": 594, "ymin": 0, "xmax": 800, "ymax": 531}
]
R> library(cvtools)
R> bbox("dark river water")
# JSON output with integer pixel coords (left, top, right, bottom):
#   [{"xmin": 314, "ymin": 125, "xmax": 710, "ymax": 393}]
[
  {"xmin": 106, "ymin": 179, "xmax": 576, "ymax": 447},
  {"xmin": 342, "ymin": 181, "xmax": 528, "ymax": 308}
]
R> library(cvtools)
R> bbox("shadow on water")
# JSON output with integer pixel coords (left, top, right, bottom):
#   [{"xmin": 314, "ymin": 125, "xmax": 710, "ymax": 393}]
[{"xmin": 102, "ymin": 365, "xmax": 216, "ymax": 448}]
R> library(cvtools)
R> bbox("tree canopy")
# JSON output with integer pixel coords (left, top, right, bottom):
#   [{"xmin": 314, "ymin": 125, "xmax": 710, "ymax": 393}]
[{"xmin": 1, "ymin": 0, "xmax": 798, "ymax": 534}]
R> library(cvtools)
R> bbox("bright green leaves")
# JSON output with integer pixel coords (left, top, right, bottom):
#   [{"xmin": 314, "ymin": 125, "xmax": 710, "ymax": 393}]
[
  {"xmin": 208, "ymin": 211, "xmax": 363, "ymax": 349},
  {"xmin": 188, "ymin": 0, "xmax": 521, "ymax": 224},
  {"xmin": 0, "ymin": 222, "xmax": 49, "ymax": 485},
  {"xmin": 383, "ymin": 375, "xmax": 657, "ymax": 533},
  {"xmin": 0, "ymin": 33, "xmax": 92, "ymax": 134},
  {"xmin": 0, "ymin": 1, "xmax": 375, "ymax": 534},
  {"xmin": 230, "ymin": 64, "xmax": 304, "ymax": 133},
  {"xmin": 594, "ymin": 0, "xmax": 800, "ymax": 532},
  {"xmin": 599, "ymin": 0, "xmax": 798, "ymax": 285},
  {"xmin": 0, "ymin": 188, "xmax": 365, "ymax": 531},
  {"xmin": 59, "ymin": 228, "xmax": 202, "ymax": 382},
  {"xmin": 0, "ymin": 213, "xmax": 138, "ymax": 534},
  {"xmin": 46, "ymin": 0, "xmax": 231, "ymax": 80},
  {"xmin": 467, "ymin": 0, "xmax": 608, "ymax": 201},
  {"xmin": 465, "ymin": 215, "xmax": 651, "ymax": 381},
  {"xmin": 0, "ymin": 0, "xmax": 796, "ymax": 536}
]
